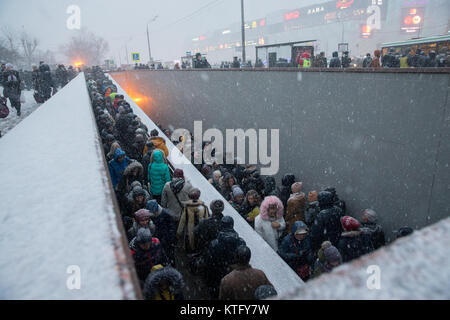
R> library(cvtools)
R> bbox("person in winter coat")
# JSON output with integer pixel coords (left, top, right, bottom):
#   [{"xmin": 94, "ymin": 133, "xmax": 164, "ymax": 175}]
[
  {"xmin": 107, "ymin": 140, "xmax": 122, "ymax": 161},
  {"xmin": 238, "ymin": 190, "xmax": 260, "ymax": 227},
  {"xmin": 337, "ymin": 216, "xmax": 374, "ymax": 263},
  {"xmin": 176, "ymin": 188, "xmax": 210, "ymax": 253},
  {"xmin": 296, "ymin": 52, "xmax": 312, "ymax": 68},
  {"xmin": 141, "ymin": 141, "xmax": 155, "ymax": 185},
  {"xmin": 324, "ymin": 187, "xmax": 346, "ymax": 214},
  {"xmin": 127, "ymin": 208, "xmax": 156, "ymax": 241},
  {"xmin": 125, "ymin": 185, "xmax": 151, "ymax": 218},
  {"xmin": 310, "ymin": 191, "xmax": 344, "ymax": 251},
  {"xmin": 360, "ymin": 209, "xmax": 385, "ymax": 250},
  {"xmin": 209, "ymin": 170, "xmax": 222, "ymax": 191},
  {"xmin": 240, "ymin": 166, "xmax": 265, "ymax": 195},
  {"xmin": 230, "ymin": 185, "xmax": 245, "ymax": 210},
  {"xmin": 108, "ymin": 148, "xmax": 130, "ymax": 190},
  {"xmin": 362, "ymin": 53, "xmax": 373, "ymax": 68},
  {"xmin": 285, "ymin": 182, "xmax": 306, "ymax": 233},
  {"xmin": 194, "ymin": 200, "xmax": 225, "ymax": 255},
  {"xmin": 148, "ymin": 149, "xmax": 171, "ymax": 203},
  {"xmin": 370, "ymin": 50, "xmax": 381, "ymax": 68},
  {"xmin": 55, "ymin": 64, "xmax": 69, "ymax": 88},
  {"xmin": 279, "ymin": 173, "xmax": 296, "ymax": 209},
  {"xmin": 278, "ymin": 221, "xmax": 314, "ymax": 281},
  {"xmin": 220, "ymin": 173, "xmax": 238, "ymax": 201},
  {"xmin": 147, "ymin": 200, "xmax": 177, "ymax": 264},
  {"xmin": 161, "ymin": 170, "xmax": 193, "ymax": 222},
  {"xmin": 329, "ymin": 51, "xmax": 341, "ymax": 68},
  {"xmin": 305, "ymin": 190, "xmax": 320, "ymax": 227},
  {"xmin": 37, "ymin": 62, "xmax": 56, "ymax": 102},
  {"xmin": 255, "ymin": 196, "xmax": 286, "ymax": 251},
  {"xmin": 262, "ymin": 176, "xmax": 280, "ymax": 198},
  {"xmin": 219, "ymin": 245, "xmax": 272, "ymax": 300},
  {"xmin": 205, "ymin": 216, "xmax": 246, "ymax": 298},
  {"xmin": 130, "ymin": 228, "xmax": 169, "ymax": 282},
  {"xmin": 2, "ymin": 64, "xmax": 22, "ymax": 116},
  {"xmin": 144, "ymin": 129, "xmax": 169, "ymax": 158},
  {"xmin": 117, "ymin": 161, "xmax": 144, "ymax": 203},
  {"xmin": 127, "ymin": 134, "xmax": 146, "ymax": 163},
  {"xmin": 312, "ymin": 241, "xmax": 342, "ymax": 278},
  {"xmin": 143, "ymin": 265, "xmax": 185, "ymax": 300}
]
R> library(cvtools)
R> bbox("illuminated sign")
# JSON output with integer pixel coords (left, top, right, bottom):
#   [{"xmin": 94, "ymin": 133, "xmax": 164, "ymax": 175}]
[
  {"xmin": 401, "ymin": 7, "xmax": 425, "ymax": 33},
  {"xmin": 336, "ymin": 0, "xmax": 354, "ymax": 9},
  {"xmin": 131, "ymin": 53, "xmax": 140, "ymax": 62},
  {"xmin": 308, "ymin": 6, "xmax": 325, "ymax": 15},
  {"xmin": 259, "ymin": 19, "xmax": 266, "ymax": 27},
  {"xmin": 285, "ymin": 10, "xmax": 300, "ymax": 21},
  {"xmin": 361, "ymin": 24, "xmax": 372, "ymax": 38},
  {"xmin": 199, "ymin": 35, "xmax": 206, "ymax": 41},
  {"xmin": 222, "ymin": 30, "xmax": 231, "ymax": 34}
]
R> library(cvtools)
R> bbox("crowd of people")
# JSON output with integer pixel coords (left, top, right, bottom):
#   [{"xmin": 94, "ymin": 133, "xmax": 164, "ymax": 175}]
[
  {"xmin": 0, "ymin": 61, "xmax": 77, "ymax": 137},
  {"xmin": 86, "ymin": 65, "xmax": 418, "ymax": 300},
  {"xmin": 86, "ymin": 67, "xmax": 279, "ymax": 300}
]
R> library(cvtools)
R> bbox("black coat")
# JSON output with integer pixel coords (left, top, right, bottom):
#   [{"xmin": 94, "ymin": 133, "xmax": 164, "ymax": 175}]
[
  {"xmin": 193, "ymin": 214, "xmax": 223, "ymax": 254},
  {"xmin": 151, "ymin": 208, "xmax": 177, "ymax": 250},
  {"xmin": 2, "ymin": 70, "xmax": 21, "ymax": 99},
  {"xmin": 361, "ymin": 222, "xmax": 385, "ymax": 250},
  {"xmin": 130, "ymin": 237, "xmax": 169, "ymax": 282},
  {"xmin": 337, "ymin": 231, "xmax": 374, "ymax": 263},
  {"xmin": 329, "ymin": 57, "xmax": 341, "ymax": 68},
  {"xmin": 310, "ymin": 206, "xmax": 344, "ymax": 250}
]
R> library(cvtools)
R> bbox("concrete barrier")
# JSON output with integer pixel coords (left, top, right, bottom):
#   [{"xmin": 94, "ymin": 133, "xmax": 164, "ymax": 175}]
[{"xmin": 110, "ymin": 69, "xmax": 450, "ymax": 242}]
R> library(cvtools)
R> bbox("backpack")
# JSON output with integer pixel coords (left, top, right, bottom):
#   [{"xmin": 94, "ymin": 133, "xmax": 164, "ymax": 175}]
[{"xmin": 0, "ymin": 96, "xmax": 9, "ymax": 118}]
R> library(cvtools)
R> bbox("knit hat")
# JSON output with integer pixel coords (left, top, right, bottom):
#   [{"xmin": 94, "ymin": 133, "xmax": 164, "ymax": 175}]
[
  {"xmin": 362, "ymin": 209, "xmax": 378, "ymax": 223},
  {"xmin": 146, "ymin": 200, "xmax": 159, "ymax": 213},
  {"xmin": 255, "ymin": 285, "xmax": 277, "ymax": 300},
  {"xmin": 210, "ymin": 200, "xmax": 224, "ymax": 215},
  {"xmin": 341, "ymin": 216, "xmax": 361, "ymax": 231},
  {"xmin": 173, "ymin": 169, "xmax": 184, "ymax": 179},
  {"xmin": 135, "ymin": 209, "xmax": 151, "ymax": 222},
  {"xmin": 136, "ymin": 228, "xmax": 152, "ymax": 244},
  {"xmin": 291, "ymin": 182, "xmax": 303, "ymax": 194},
  {"xmin": 321, "ymin": 241, "xmax": 332, "ymax": 250},
  {"xmin": 232, "ymin": 185, "xmax": 244, "ymax": 199},
  {"xmin": 323, "ymin": 246, "xmax": 341, "ymax": 264}
]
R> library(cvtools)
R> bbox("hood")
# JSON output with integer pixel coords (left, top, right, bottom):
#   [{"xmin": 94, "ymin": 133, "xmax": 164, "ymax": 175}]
[
  {"xmin": 260, "ymin": 196, "xmax": 284, "ymax": 221},
  {"xmin": 152, "ymin": 150, "xmax": 164, "ymax": 164},
  {"xmin": 281, "ymin": 174, "xmax": 296, "ymax": 187},
  {"xmin": 318, "ymin": 191, "xmax": 334, "ymax": 208},
  {"xmin": 291, "ymin": 221, "xmax": 308, "ymax": 235},
  {"xmin": 220, "ymin": 216, "xmax": 234, "ymax": 231},
  {"xmin": 123, "ymin": 161, "xmax": 143, "ymax": 176},
  {"xmin": 113, "ymin": 148, "xmax": 126, "ymax": 161},
  {"xmin": 144, "ymin": 267, "xmax": 184, "ymax": 299},
  {"xmin": 151, "ymin": 137, "xmax": 166, "ymax": 148}
]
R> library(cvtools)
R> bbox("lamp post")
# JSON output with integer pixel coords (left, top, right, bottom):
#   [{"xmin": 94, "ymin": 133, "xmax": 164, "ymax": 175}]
[
  {"xmin": 147, "ymin": 15, "xmax": 159, "ymax": 63},
  {"xmin": 241, "ymin": 0, "xmax": 246, "ymax": 64}
]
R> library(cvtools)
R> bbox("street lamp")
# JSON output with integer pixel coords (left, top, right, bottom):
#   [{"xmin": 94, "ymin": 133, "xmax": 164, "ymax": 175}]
[
  {"xmin": 240, "ymin": 0, "xmax": 246, "ymax": 64},
  {"xmin": 147, "ymin": 15, "xmax": 159, "ymax": 63}
]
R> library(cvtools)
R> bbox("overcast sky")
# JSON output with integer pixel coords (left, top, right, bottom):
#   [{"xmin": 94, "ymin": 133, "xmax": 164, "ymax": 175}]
[{"xmin": 0, "ymin": 0, "xmax": 325, "ymax": 64}]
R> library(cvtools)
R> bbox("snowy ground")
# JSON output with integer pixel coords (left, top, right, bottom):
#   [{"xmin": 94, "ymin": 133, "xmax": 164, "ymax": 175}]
[
  {"xmin": 0, "ymin": 74, "xmax": 139, "ymax": 299},
  {"xmin": 281, "ymin": 217, "xmax": 450, "ymax": 300},
  {"xmin": 0, "ymin": 90, "xmax": 40, "ymax": 137}
]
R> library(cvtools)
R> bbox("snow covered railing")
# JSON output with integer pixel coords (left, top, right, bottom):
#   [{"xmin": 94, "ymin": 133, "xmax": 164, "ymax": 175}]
[
  {"xmin": 0, "ymin": 73, "xmax": 141, "ymax": 299},
  {"xmin": 108, "ymin": 74, "xmax": 304, "ymax": 297},
  {"xmin": 283, "ymin": 217, "xmax": 450, "ymax": 300}
]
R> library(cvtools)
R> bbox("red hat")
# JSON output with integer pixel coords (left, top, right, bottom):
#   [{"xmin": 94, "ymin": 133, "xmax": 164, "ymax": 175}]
[
  {"xmin": 341, "ymin": 216, "xmax": 360, "ymax": 231},
  {"xmin": 301, "ymin": 52, "xmax": 311, "ymax": 59}
]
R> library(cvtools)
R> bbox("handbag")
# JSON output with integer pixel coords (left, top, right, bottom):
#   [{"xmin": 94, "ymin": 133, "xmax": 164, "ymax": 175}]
[{"xmin": 0, "ymin": 97, "xmax": 9, "ymax": 119}]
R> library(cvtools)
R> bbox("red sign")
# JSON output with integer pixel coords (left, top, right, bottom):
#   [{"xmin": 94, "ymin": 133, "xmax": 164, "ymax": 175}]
[
  {"xmin": 336, "ymin": 0, "xmax": 354, "ymax": 9},
  {"xmin": 259, "ymin": 19, "xmax": 266, "ymax": 27},
  {"xmin": 285, "ymin": 10, "xmax": 300, "ymax": 21}
]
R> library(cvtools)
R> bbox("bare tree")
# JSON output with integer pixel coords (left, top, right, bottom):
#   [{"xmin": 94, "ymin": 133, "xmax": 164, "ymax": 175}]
[
  {"xmin": 60, "ymin": 29, "xmax": 109, "ymax": 66},
  {"xmin": 0, "ymin": 26, "xmax": 21, "ymax": 64},
  {"xmin": 20, "ymin": 31, "xmax": 39, "ymax": 67}
]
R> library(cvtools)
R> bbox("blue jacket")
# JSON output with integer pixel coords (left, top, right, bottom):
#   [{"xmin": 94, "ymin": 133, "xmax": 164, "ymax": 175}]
[
  {"xmin": 108, "ymin": 148, "xmax": 130, "ymax": 189},
  {"xmin": 278, "ymin": 221, "xmax": 314, "ymax": 269},
  {"xmin": 148, "ymin": 150, "xmax": 171, "ymax": 196}
]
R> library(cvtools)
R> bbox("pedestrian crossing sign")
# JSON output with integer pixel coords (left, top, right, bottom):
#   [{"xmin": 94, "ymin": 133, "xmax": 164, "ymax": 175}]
[{"xmin": 132, "ymin": 53, "xmax": 140, "ymax": 62}]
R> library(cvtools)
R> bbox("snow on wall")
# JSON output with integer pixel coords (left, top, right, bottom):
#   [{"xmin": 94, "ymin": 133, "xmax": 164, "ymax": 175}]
[
  {"xmin": 108, "ymin": 74, "xmax": 304, "ymax": 297},
  {"xmin": 282, "ymin": 217, "xmax": 450, "ymax": 300},
  {"xmin": 0, "ymin": 74, "xmax": 138, "ymax": 300}
]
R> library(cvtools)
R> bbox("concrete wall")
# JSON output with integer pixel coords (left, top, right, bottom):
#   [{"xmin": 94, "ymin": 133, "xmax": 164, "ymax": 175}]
[{"xmin": 110, "ymin": 69, "xmax": 450, "ymax": 241}]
